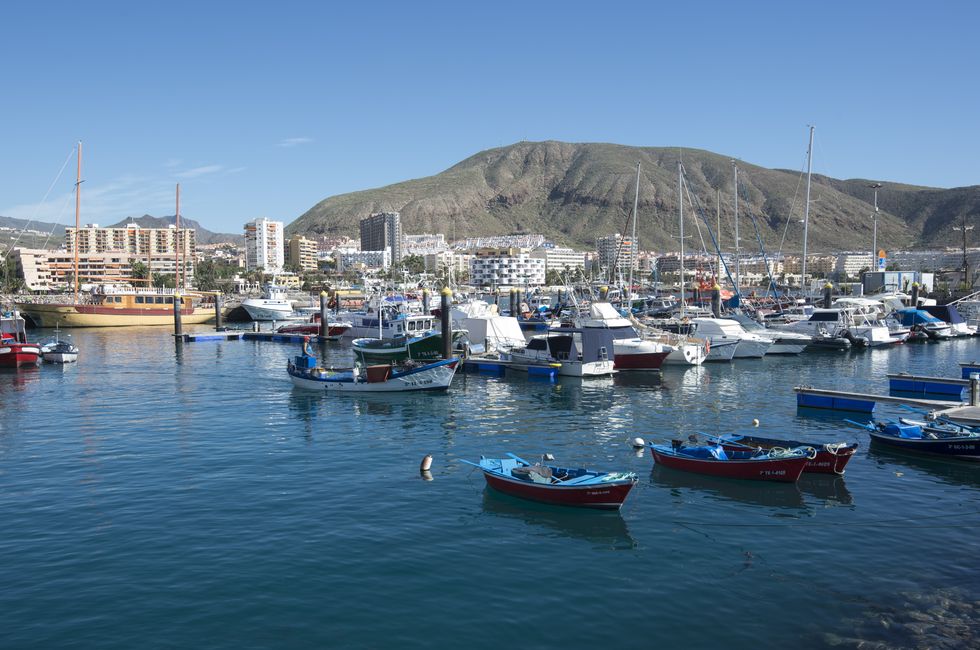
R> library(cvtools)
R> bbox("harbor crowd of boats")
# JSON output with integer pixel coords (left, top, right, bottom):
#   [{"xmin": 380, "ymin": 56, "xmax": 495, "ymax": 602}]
[{"xmin": 4, "ymin": 274, "xmax": 980, "ymax": 511}]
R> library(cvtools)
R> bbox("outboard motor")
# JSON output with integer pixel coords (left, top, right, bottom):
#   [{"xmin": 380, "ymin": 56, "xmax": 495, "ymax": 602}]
[{"xmin": 841, "ymin": 330, "xmax": 870, "ymax": 347}]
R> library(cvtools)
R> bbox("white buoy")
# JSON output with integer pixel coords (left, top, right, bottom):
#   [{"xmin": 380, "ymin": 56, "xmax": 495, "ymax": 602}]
[
  {"xmin": 752, "ymin": 419, "xmax": 760, "ymax": 427},
  {"xmin": 420, "ymin": 454, "xmax": 433, "ymax": 472},
  {"xmin": 631, "ymin": 437, "xmax": 645, "ymax": 448},
  {"xmin": 543, "ymin": 453, "xmax": 555, "ymax": 461}
]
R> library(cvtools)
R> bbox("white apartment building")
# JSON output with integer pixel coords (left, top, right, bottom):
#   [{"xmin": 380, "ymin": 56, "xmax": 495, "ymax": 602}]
[
  {"xmin": 405, "ymin": 233, "xmax": 447, "ymax": 256},
  {"xmin": 14, "ymin": 248, "xmax": 136, "ymax": 291},
  {"xmin": 423, "ymin": 251, "xmax": 472, "ymax": 277},
  {"xmin": 244, "ymin": 218, "xmax": 285, "ymax": 273},
  {"xmin": 529, "ymin": 246, "xmax": 586, "ymax": 273},
  {"xmin": 337, "ymin": 249, "xmax": 391, "ymax": 272},
  {"xmin": 469, "ymin": 247, "xmax": 546, "ymax": 288},
  {"xmin": 455, "ymin": 234, "xmax": 547, "ymax": 250},
  {"xmin": 66, "ymin": 222, "xmax": 196, "ymax": 279}
]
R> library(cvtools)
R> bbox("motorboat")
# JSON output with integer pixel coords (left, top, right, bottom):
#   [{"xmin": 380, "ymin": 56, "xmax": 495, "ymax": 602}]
[
  {"xmin": 503, "ymin": 327, "xmax": 616, "ymax": 377},
  {"xmin": 576, "ymin": 302, "xmax": 671, "ymax": 370},
  {"xmin": 0, "ymin": 312, "xmax": 41, "ymax": 368},
  {"xmin": 690, "ymin": 317, "xmax": 772, "ymax": 358},
  {"xmin": 729, "ymin": 314, "xmax": 811, "ymax": 355},
  {"xmin": 40, "ymin": 326, "xmax": 79, "ymax": 364},
  {"xmin": 241, "ymin": 285, "xmax": 294, "ymax": 321}
]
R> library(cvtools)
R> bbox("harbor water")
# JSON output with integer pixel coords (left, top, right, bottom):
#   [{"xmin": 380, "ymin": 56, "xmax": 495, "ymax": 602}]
[{"xmin": 2, "ymin": 328, "xmax": 979, "ymax": 648}]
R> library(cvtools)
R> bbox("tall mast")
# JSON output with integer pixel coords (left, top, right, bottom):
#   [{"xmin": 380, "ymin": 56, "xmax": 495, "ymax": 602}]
[
  {"xmin": 175, "ymin": 183, "xmax": 181, "ymax": 290},
  {"xmin": 801, "ymin": 126, "xmax": 815, "ymax": 295},
  {"xmin": 627, "ymin": 162, "xmax": 640, "ymax": 302},
  {"xmin": 716, "ymin": 189, "xmax": 721, "ymax": 280},
  {"xmin": 147, "ymin": 225, "xmax": 153, "ymax": 289},
  {"xmin": 73, "ymin": 141, "xmax": 82, "ymax": 304},
  {"xmin": 678, "ymin": 161, "xmax": 685, "ymax": 318},
  {"xmin": 733, "ymin": 160, "xmax": 740, "ymax": 293}
]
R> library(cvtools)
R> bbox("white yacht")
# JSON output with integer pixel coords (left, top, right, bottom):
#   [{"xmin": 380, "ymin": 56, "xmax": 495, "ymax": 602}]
[
  {"xmin": 730, "ymin": 314, "xmax": 811, "ymax": 355},
  {"xmin": 690, "ymin": 317, "xmax": 773, "ymax": 358},
  {"xmin": 242, "ymin": 285, "xmax": 294, "ymax": 321}
]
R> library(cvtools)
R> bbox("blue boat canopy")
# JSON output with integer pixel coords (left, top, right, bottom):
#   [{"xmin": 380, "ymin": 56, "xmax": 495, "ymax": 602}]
[
  {"xmin": 922, "ymin": 305, "xmax": 965, "ymax": 325},
  {"xmin": 894, "ymin": 309, "xmax": 945, "ymax": 327}
]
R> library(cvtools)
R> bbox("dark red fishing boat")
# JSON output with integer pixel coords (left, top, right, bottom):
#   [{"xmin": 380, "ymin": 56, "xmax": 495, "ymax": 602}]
[
  {"xmin": 462, "ymin": 453, "xmax": 637, "ymax": 509},
  {"xmin": 276, "ymin": 313, "xmax": 351, "ymax": 340},
  {"xmin": 717, "ymin": 433, "xmax": 858, "ymax": 475},
  {"xmin": 649, "ymin": 441, "xmax": 813, "ymax": 483}
]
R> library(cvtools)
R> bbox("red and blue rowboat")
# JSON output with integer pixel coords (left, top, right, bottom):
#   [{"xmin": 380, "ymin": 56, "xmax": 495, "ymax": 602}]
[
  {"xmin": 462, "ymin": 454, "xmax": 637, "ymax": 510},
  {"xmin": 649, "ymin": 442, "xmax": 813, "ymax": 483},
  {"xmin": 717, "ymin": 433, "xmax": 858, "ymax": 475}
]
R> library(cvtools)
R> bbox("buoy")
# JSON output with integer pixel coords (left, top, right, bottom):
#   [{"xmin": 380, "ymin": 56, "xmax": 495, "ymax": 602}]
[
  {"xmin": 631, "ymin": 437, "xmax": 645, "ymax": 448},
  {"xmin": 542, "ymin": 453, "xmax": 555, "ymax": 461},
  {"xmin": 420, "ymin": 454, "xmax": 433, "ymax": 472},
  {"xmin": 752, "ymin": 419, "xmax": 760, "ymax": 427}
]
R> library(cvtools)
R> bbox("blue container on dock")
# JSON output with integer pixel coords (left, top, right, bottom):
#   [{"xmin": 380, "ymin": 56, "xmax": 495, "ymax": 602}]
[{"xmin": 889, "ymin": 377, "xmax": 965, "ymax": 397}]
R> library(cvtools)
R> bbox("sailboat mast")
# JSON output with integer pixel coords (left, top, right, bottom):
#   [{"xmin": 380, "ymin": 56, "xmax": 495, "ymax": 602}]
[
  {"xmin": 73, "ymin": 141, "xmax": 82, "ymax": 304},
  {"xmin": 716, "ymin": 189, "xmax": 721, "ymax": 280},
  {"xmin": 628, "ymin": 162, "xmax": 640, "ymax": 303},
  {"xmin": 801, "ymin": 126, "xmax": 815, "ymax": 295},
  {"xmin": 678, "ymin": 161, "xmax": 685, "ymax": 318},
  {"xmin": 175, "ymin": 183, "xmax": 181, "ymax": 290},
  {"xmin": 733, "ymin": 161, "xmax": 740, "ymax": 293}
]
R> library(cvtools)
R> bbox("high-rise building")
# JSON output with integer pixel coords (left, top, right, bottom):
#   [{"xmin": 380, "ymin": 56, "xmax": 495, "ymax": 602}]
[
  {"xmin": 359, "ymin": 212, "xmax": 403, "ymax": 261},
  {"xmin": 287, "ymin": 235, "xmax": 318, "ymax": 272},
  {"xmin": 595, "ymin": 233, "xmax": 637, "ymax": 278},
  {"xmin": 469, "ymin": 247, "xmax": 546, "ymax": 288},
  {"xmin": 244, "ymin": 218, "xmax": 285, "ymax": 273}
]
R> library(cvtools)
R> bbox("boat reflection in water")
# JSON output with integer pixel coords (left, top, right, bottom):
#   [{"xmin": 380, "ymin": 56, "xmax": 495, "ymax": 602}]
[
  {"xmin": 612, "ymin": 372, "xmax": 664, "ymax": 390},
  {"xmin": 869, "ymin": 447, "xmax": 980, "ymax": 489},
  {"xmin": 650, "ymin": 464, "xmax": 806, "ymax": 510},
  {"xmin": 797, "ymin": 474, "xmax": 854, "ymax": 506},
  {"xmin": 480, "ymin": 489, "xmax": 637, "ymax": 550}
]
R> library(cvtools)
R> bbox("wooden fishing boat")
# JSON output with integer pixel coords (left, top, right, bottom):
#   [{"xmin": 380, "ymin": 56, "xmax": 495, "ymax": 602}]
[
  {"xmin": 351, "ymin": 329, "xmax": 466, "ymax": 363},
  {"xmin": 462, "ymin": 453, "xmax": 637, "ymax": 509},
  {"xmin": 287, "ymin": 349, "xmax": 459, "ymax": 393},
  {"xmin": 649, "ymin": 441, "xmax": 813, "ymax": 482},
  {"xmin": 717, "ymin": 433, "xmax": 858, "ymax": 475},
  {"xmin": 849, "ymin": 419, "xmax": 980, "ymax": 461}
]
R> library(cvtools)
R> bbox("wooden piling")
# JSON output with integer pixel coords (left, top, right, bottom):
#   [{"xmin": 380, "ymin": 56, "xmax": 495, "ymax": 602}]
[
  {"xmin": 214, "ymin": 294, "xmax": 223, "ymax": 329},
  {"xmin": 173, "ymin": 293, "xmax": 183, "ymax": 336},
  {"xmin": 319, "ymin": 291, "xmax": 328, "ymax": 338},
  {"xmin": 441, "ymin": 287, "xmax": 452, "ymax": 359}
]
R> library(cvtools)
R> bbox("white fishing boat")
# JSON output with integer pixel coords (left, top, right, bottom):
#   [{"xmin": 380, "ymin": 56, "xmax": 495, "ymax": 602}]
[{"xmin": 40, "ymin": 325, "xmax": 79, "ymax": 363}]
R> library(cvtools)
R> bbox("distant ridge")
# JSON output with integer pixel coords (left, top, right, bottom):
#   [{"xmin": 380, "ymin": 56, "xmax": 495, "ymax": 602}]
[
  {"xmin": 1, "ymin": 214, "xmax": 243, "ymax": 249},
  {"xmin": 288, "ymin": 140, "xmax": 979, "ymax": 251}
]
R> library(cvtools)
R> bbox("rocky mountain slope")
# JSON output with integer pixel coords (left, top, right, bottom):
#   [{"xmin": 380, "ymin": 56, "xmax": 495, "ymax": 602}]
[{"xmin": 289, "ymin": 141, "xmax": 978, "ymax": 252}]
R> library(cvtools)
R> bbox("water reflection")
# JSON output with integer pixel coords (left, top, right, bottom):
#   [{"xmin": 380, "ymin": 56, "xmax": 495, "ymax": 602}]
[
  {"xmin": 480, "ymin": 489, "xmax": 637, "ymax": 549},
  {"xmin": 650, "ymin": 464, "xmax": 806, "ymax": 509},
  {"xmin": 612, "ymin": 372, "xmax": 664, "ymax": 390},
  {"xmin": 869, "ymin": 447, "xmax": 980, "ymax": 489},
  {"xmin": 798, "ymin": 475, "xmax": 855, "ymax": 506}
]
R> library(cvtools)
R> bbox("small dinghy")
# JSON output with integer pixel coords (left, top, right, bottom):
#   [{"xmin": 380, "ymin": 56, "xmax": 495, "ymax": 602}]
[
  {"xmin": 649, "ymin": 440, "xmax": 814, "ymax": 482},
  {"xmin": 461, "ymin": 453, "xmax": 637, "ymax": 509},
  {"xmin": 717, "ymin": 433, "xmax": 858, "ymax": 475},
  {"xmin": 848, "ymin": 419, "xmax": 980, "ymax": 461},
  {"xmin": 42, "ymin": 339, "xmax": 79, "ymax": 364}
]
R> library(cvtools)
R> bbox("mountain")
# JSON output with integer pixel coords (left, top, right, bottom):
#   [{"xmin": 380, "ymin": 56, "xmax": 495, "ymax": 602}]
[
  {"xmin": 288, "ymin": 140, "xmax": 978, "ymax": 252},
  {"xmin": 107, "ymin": 215, "xmax": 244, "ymax": 245}
]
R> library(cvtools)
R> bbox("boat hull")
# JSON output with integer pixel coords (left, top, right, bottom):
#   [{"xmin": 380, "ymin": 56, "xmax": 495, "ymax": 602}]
[
  {"xmin": 650, "ymin": 447, "xmax": 808, "ymax": 482},
  {"xmin": 482, "ymin": 472, "xmax": 635, "ymax": 509},
  {"xmin": 43, "ymin": 352, "xmax": 78, "ymax": 364},
  {"xmin": 16, "ymin": 302, "xmax": 214, "ymax": 327},
  {"xmin": 0, "ymin": 344, "xmax": 41, "ymax": 368},
  {"xmin": 611, "ymin": 347, "xmax": 670, "ymax": 371},
  {"xmin": 275, "ymin": 323, "xmax": 351, "ymax": 340},
  {"xmin": 869, "ymin": 431, "xmax": 980, "ymax": 461},
  {"xmin": 241, "ymin": 301, "xmax": 294, "ymax": 321}
]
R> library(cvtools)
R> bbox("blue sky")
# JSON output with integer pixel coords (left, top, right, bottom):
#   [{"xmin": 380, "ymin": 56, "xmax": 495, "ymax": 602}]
[{"xmin": 1, "ymin": 1, "xmax": 976, "ymax": 235}]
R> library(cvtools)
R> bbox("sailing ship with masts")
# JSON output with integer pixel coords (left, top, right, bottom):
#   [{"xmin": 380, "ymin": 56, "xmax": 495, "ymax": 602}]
[{"xmin": 15, "ymin": 142, "xmax": 215, "ymax": 327}]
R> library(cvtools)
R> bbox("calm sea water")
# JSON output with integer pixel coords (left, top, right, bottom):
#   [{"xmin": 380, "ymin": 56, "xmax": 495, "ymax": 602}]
[{"xmin": 1, "ymin": 328, "xmax": 978, "ymax": 648}]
